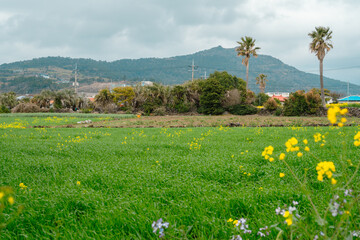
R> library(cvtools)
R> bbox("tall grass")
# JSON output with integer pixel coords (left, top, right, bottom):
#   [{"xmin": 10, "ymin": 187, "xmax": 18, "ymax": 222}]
[{"xmin": 0, "ymin": 123, "xmax": 359, "ymax": 239}]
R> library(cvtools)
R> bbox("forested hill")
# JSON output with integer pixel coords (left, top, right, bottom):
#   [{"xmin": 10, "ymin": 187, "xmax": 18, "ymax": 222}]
[{"xmin": 0, "ymin": 46, "xmax": 359, "ymax": 94}]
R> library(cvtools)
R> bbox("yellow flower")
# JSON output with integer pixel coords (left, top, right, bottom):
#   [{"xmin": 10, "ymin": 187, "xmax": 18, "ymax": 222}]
[
  {"xmin": 76, "ymin": 181, "xmax": 81, "ymax": 186},
  {"xmin": 303, "ymin": 139, "xmax": 308, "ymax": 145},
  {"xmin": 19, "ymin": 183, "xmax": 27, "ymax": 189},
  {"xmin": 8, "ymin": 196, "xmax": 14, "ymax": 205},
  {"xmin": 304, "ymin": 146, "xmax": 310, "ymax": 152},
  {"xmin": 233, "ymin": 220, "xmax": 239, "ymax": 226},
  {"xmin": 341, "ymin": 118, "xmax": 347, "ymax": 123},
  {"xmin": 0, "ymin": 192, "xmax": 4, "ymax": 199},
  {"xmin": 279, "ymin": 173, "xmax": 285, "ymax": 178},
  {"xmin": 283, "ymin": 211, "xmax": 290, "ymax": 218},
  {"xmin": 269, "ymin": 157, "xmax": 274, "ymax": 162},
  {"xmin": 338, "ymin": 122, "xmax": 344, "ymax": 127},
  {"xmin": 340, "ymin": 108, "xmax": 348, "ymax": 115},
  {"xmin": 297, "ymin": 152, "xmax": 303, "ymax": 157},
  {"xmin": 331, "ymin": 178, "xmax": 337, "ymax": 185},
  {"xmin": 316, "ymin": 161, "xmax": 336, "ymax": 182},
  {"xmin": 227, "ymin": 218, "xmax": 234, "ymax": 222},
  {"xmin": 345, "ymin": 210, "xmax": 350, "ymax": 215},
  {"xmin": 279, "ymin": 153, "xmax": 285, "ymax": 160},
  {"xmin": 285, "ymin": 218, "xmax": 293, "ymax": 226}
]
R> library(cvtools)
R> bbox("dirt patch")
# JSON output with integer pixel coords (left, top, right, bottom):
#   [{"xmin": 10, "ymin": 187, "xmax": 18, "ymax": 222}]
[{"xmin": 58, "ymin": 114, "xmax": 360, "ymax": 128}]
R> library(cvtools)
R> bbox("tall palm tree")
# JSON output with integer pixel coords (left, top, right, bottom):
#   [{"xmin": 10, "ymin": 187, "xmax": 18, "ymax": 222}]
[
  {"xmin": 308, "ymin": 26, "xmax": 333, "ymax": 107},
  {"xmin": 236, "ymin": 36, "xmax": 260, "ymax": 90},
  {"xmin": 256, "ymin": 73, "xmax": 268, "ymax": 93}
]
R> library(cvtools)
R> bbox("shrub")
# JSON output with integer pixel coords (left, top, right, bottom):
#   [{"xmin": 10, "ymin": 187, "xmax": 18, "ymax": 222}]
[
  {"xmin": 11, "ymin": 103, "xmax": 43, "ymax": 113},
  {"xmin": 0, "ymin": 105, "xmax": 10, "ymax": 113},
  {"xmin": 283, "ymin": 90, "xmax": 322, "ymax": 116},
  {"xmin": 245, "ymin": 90, "xmax": 256, "ymax": 105},
  {"xmin": 153, "ymin": 106, "xmax": 167, "ymax": 116},
  {"xmin": 199, "ymin": 78, "xmax": 226, "ymax": 115},
  {"xmin": 264, "ymin": 98, "xmax": 278, "ymax": 111},
  {"xmin": 171, "ymin": 85, "xmax": 191, "ymax": 113},
  {"xmin": 305, "ymin": 90, "xmax": 322, "ymax": 114},
  {"xmin": 283, "ymin": 91, "xmax": 309, "ymax": 116},
  {"xmin": 254, "ymin": 93, "xmax": 270, "ymax": 106},
  {"xmin": 222, "ymin": 89, "xmax": 242, "ymax": 108},
  {"xmin": 227, "ymin": 104, "xmax": 258, "ymax": 115},
  {"xmin": 274, "ymin": 107, "xmax": 282, "ymax": 116},
  {"xmin": 132, "ymin": 83, "xmax": 170, "ymax": 114}
]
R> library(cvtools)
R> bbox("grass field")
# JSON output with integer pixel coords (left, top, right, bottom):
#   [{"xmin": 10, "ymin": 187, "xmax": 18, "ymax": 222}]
[
  {"xmin": 0, "ymin": 115, "xmax": 359, "ymax": 239},
  {"xmin": 0, "ymin": 113, "xmax": 134, "ymax": 127}
]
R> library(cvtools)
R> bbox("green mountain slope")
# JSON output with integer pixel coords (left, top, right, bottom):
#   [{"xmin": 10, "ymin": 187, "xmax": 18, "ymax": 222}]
[{"xmin": 0, "ymin": 46, "xmax": 358, "ymax": 94}]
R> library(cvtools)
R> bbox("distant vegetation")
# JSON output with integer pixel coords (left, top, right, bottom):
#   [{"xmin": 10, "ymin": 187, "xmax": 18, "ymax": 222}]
[{"xmin": 0, "ymin": 71, "xmax": 330, "ymax": 117}]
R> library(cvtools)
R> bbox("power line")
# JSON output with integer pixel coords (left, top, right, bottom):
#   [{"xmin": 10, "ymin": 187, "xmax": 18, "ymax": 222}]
[{"xmin": 305, "ymin": 65, "xmax": 360, "ymax": 73}]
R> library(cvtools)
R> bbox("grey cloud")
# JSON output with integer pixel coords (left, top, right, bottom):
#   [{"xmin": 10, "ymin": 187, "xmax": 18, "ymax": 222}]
[{"xmin": 0, "ymin": 0, "xmax": 359, "ymax": 84}]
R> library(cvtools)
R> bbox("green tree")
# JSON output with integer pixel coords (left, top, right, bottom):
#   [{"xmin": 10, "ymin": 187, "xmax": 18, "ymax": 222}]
[
  {"xmin": 236, "ymin": 36, "xmax": 260, "ymax": 91},
  {"xmin": 199, "ymin": 71, "xmax": 246, "ymax": 115},
  {"xmin": 112, "ymin": 86, "xmax": 135, "ymax": 110},
  {"xmin": 256, "ymin": 74, "xmax": 268, "ymax": 93},
  {"xmin": 308, "ymin": 26, "xmax": 333, "ymax": 107}
]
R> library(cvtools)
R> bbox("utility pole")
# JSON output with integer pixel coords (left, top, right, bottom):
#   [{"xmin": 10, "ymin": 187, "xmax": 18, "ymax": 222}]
[
  {"xmin": 188, "ymin": 59, "xmax": 198, "ymax": 81},
  {"xmin": 73, "ymin": 63, "xmax": 79, "ymax": 94},
  {"xmin": 203, "ymin": 69, "xmax": 207, "ymax": 79}
]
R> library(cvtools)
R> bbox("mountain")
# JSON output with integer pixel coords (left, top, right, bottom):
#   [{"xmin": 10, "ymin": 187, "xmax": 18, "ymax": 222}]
[{"xmin": 0, "ymin": 46, "xmax": 358, "ymax": 94}]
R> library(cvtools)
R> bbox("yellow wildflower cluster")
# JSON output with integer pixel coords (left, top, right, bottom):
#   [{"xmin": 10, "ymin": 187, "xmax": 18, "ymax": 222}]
[
  {"xmin": 0, "ymin": 122, "xmax": 26, "ymax": 129},
  {"xmin": 218, "ymin": 125, "xmax": 230, "ymax": 132},
  {"xmin": 239, "ymin": 166, "xmax": 251, "ymax": 177},
  {"xmin": 327, "ymin": 106, "xmax": 348, "ymax": 127},
  {"xmin": 19, "ymin": 183, "xmax": 27, "ymax": 190},
  {"xmin": 283, "ymin": 211, "xmax": 293, "ymax": 226},
  {"xmin": 285, "ymin": 137, "xmax": 299, "ymax": 152},
  {"xmin": 354, "ymin": 132, "xmax": 360, "ymax": 146},
  {"xmin": 44, "ymin": 116, "xmax": 71, "ymax": 123},
  {"xmin": 0, "ymin": 187, "xmax": 15, "ymax": 205},
  {"xmin": 316, "ymin": 161, "xmax": 336, "ymax": 184},
  {"xmin": 262, "ymin": 145, "xmax": 274, "ymax": 162},
  {"xmin": 313, "ymin": 133, "xmax": 326, "ymax": 147},
  {"xmin": 188, "ymin": 130, "xmax": 212, "ymax": 150}
]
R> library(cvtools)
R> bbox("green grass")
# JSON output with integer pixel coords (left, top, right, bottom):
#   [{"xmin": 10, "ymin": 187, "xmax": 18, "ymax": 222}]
[
  {"xmin": 0, "ymin": 113, "xmax": 134, "ymax": 127},
  {"xmin": 0, "ymin": 124, "xmax": 359, "ymax": 239}
]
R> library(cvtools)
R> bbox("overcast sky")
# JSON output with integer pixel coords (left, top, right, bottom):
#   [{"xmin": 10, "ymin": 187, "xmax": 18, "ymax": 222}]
[{"xmin": 1, "ymin": 0, "xmax": 360, "ymax": 84}]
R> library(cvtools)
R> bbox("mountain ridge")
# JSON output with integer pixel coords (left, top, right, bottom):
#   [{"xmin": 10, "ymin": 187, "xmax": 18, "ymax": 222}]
[{"xmin": 0, "ymin": 46, "xmax": 358, "ymax": 94}]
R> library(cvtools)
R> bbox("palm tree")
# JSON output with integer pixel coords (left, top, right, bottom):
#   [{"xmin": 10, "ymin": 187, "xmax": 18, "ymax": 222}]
[
  {"xmin": 256, "ymin": 73, "xmax": 268, "ymax": 93},
  {"xmin": 308, "ymin": 26, "xmax": 333, "ymax": 107},
  {"xmin": 236, "ymin": 36, "xmax": 260, "ymax": 90},
  {"xmin": 95, "ymin": 89, "xmax": 113, "ymax": 107}
]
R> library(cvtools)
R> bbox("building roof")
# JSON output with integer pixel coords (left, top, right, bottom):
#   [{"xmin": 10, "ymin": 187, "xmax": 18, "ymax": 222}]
[
  {"xmin": 338, "ymin": 96, "xmax": 360, "ymax": 101},
  {"xmin": 272, "ymin": 95, "xmax": 287, "ymax": 102}
]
